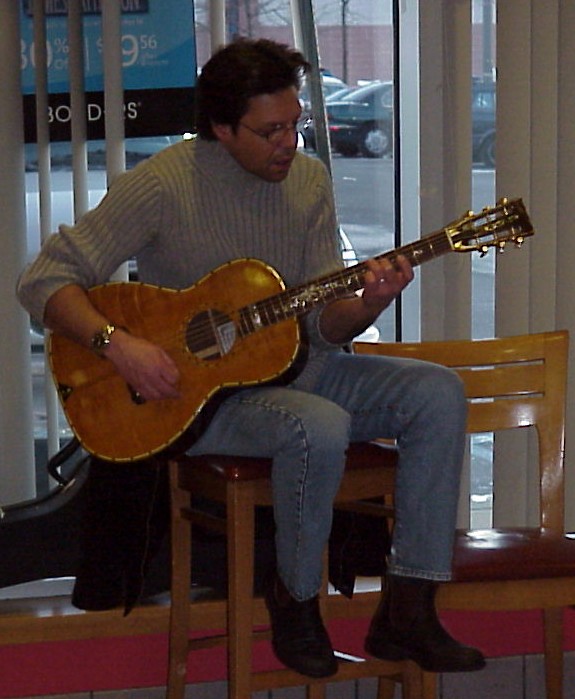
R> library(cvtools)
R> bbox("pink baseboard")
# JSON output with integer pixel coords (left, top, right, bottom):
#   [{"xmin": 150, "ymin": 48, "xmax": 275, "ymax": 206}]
[{"xmin": 0, "ymin": 609, "xmax": 574, "ymax": 697}]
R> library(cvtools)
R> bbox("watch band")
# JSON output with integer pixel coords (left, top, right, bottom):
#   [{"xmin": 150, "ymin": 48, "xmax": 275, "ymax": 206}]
[{"xmin": 90, "ymin": 323, "xmax": 116, "ymax": 356}]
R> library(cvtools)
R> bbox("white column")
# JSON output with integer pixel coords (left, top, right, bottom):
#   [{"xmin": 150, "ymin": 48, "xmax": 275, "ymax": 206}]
[{"xmin": 0, "ymin": 1, "xmax": 36, "ymax": 504}]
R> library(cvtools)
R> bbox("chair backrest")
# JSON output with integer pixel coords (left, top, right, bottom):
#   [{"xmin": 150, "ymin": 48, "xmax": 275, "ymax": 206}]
[{"xmin": 353, "ymin": 331, "xmax": 569, "ymax": 531}]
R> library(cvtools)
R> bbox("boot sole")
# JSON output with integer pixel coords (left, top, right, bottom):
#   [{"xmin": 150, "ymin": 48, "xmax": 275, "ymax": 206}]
[
  {"xmin": 365, "ymin": 637, "xmax": 486, "ymax": 673},
  {"xmin": 272, "ymin": 642, "xmax": 339, "ymax": 678}
]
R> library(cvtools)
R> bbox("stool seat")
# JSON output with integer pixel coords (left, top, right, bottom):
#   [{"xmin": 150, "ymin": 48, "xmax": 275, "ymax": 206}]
[{"xmin": 180, "ymin": 440, "xmax": 398, "ymax": 483}]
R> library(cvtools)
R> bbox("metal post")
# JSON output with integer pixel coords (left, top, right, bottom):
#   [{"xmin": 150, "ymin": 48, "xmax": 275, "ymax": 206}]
[{"xmin": 291, "ymin": 0, "xmax": 333, "ymax": 177}]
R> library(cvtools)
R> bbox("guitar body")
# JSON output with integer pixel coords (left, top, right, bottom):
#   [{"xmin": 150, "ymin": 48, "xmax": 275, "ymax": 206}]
[{"xmin": 49, "ymin": 258, "xmax": 301, "ymax": 462}]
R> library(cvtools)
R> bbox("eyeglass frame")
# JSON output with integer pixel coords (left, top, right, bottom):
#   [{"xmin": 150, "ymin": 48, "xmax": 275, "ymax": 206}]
[{"xmin": 238, "ymin": 120, "xmax": 299, "ymax": 146}]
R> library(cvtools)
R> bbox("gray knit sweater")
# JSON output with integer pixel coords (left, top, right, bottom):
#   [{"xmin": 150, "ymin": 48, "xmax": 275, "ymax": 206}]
[{"xmin": 17, "ymin": 137, "xmax": 345, "ymax": 390}]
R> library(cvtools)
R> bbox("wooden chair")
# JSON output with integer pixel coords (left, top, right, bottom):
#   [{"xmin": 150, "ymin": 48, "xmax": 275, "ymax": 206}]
[
  {"xmin": 355, "ymin": 329, "xmax": 572, "ymax": 699},
  {"xmin": 166, "ymin": 439, "xmax": 426, "ymax": 698}
]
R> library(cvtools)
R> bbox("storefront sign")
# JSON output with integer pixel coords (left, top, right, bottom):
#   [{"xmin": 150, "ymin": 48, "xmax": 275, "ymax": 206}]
[{"xmin": 21, "ymin": 0, "xmax": 196, "ymax": 141}]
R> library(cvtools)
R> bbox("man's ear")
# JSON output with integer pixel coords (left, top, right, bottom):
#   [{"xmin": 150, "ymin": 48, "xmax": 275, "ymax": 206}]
[{"xmin": 212, "ymin": 122, "xmax": 233, "ymax": 142}]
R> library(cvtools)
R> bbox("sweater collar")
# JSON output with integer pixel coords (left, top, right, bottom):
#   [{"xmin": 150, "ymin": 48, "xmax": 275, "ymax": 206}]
[{"xmin": 195, "ymin": 137, "xmax": 269, "ymax": 190}]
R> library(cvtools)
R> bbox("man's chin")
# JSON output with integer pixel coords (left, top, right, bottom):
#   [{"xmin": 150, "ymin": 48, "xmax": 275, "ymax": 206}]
[{"xmin": 268, "ymin": 161, "xmax": 293, "ymax": 181}]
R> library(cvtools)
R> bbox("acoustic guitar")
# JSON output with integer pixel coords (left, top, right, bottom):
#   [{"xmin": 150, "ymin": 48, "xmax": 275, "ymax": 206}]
[{"xmin": 49, "ymin": 197, "xmax": 534, "ymax": 462}]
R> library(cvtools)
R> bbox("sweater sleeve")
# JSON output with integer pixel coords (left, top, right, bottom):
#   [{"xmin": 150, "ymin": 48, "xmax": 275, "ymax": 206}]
[
  {"xmin": 300, "ymin": 162, "xmax": 348, "ymax": 352},
  {"xmin": 17, "ymin": 165, "xmax": 162, "ymax": 324}
]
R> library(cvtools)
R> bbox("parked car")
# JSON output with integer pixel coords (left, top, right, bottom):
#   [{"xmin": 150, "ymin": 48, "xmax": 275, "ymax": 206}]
[
  {"xmin": 302, "ymin": 78, "xmax": 496, "ymax": 165},
  {"xmin": 25, "ymin": 135, "xmax": 177, "ymax": 172},
  {"xmin": 301, "ymin": 81, "xmax": 394, "ymax": 158},
  {"xmin": 298, "ymin": 73, "xmax": 348, "ymax": 121},
  {"xmin": 472, "ymin": 79, "xmax": 496, "ymax": 168}
]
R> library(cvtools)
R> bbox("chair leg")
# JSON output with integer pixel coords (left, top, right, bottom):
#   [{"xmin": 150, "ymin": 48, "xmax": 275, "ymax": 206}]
[
  {"xmin": 226, "ymin": 481, "xmax": 257, "ymax": 698},
  {"xmin": 166, "ymin": 462, "xmax": 192, "ymax": 699},
  {"xmin": 543, "ymin": 607, "xmax": 564, "ymax": 699}
]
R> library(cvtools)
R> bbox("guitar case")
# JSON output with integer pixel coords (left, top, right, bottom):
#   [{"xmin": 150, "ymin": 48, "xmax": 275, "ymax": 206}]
[
  {"xmin": 0, "ymin": 442, "xmax": 389, "ymax": 610},
  {"xmin": 0, "ymin": 447, "xmax": 88, "ymax": 588},
  {"xmin": 0, "ymin": 443, "xmax": 175, "ymax": 604}
]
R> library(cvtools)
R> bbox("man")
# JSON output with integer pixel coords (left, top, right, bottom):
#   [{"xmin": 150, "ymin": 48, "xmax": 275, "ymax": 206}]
[{"xmin": 18, "ymin": 38, "xmax": 485, "ymax": 678}]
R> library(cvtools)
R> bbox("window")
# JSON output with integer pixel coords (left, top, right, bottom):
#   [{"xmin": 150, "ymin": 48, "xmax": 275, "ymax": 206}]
[{"xmin": 23, "ymin": 1, "xmax": 498, "ymax": 516}]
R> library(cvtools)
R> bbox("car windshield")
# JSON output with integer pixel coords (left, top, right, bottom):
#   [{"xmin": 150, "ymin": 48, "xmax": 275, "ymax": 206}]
[
  {"xmin": 326, "ymin": 87, "xmax": 356, "ymax": 102},
  {"xmin": 331, "ymin": 82, "xmax": 393, "ymax": 109}
]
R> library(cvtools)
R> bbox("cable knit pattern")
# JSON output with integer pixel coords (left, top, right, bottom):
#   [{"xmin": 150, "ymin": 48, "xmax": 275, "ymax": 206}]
[{"xmin": 17, "ymin": 138, "xmax": 346, "ymax": 390}]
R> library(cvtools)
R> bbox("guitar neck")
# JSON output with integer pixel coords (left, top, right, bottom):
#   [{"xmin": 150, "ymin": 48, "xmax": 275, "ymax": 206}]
[{"xmin": 240, "ymin": 228, "xmax": 452, "ymax": 332}]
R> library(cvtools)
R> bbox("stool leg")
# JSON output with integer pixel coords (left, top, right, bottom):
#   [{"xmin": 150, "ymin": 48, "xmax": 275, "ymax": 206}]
[
  {"xmin": 306, "ymin": 683, "xmax": 326, "ymax": 698},
  {"xmin": 376, "ymin": 677, "xmax": 396, "ymax": 699},
  {"xmin": 402, "ymin": 662, "xmax": 437, "ymax": 699},
  {"xmin": 226, "ymin": 481, "xmax": 256, "ymax": 698},
  {"xmin": 167, "ymin": 463, "xmax": 192, "ymax": 699}
]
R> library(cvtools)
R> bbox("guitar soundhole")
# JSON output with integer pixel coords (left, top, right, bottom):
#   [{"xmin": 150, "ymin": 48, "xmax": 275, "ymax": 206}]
[{"xmin": 185, "ymin": 309, "xmax": 237, "ymax": 360}]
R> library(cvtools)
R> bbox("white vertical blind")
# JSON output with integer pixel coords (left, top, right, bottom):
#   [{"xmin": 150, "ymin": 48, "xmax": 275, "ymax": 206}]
[
  {"xmin": 418, "ymin": 0, "xmax": 473, "ymax": 344},
  {"xmin": 494, "ymin": 1, "xmax": 575, "ymax": 528},
  {"xmin": 398, "ymin": 0, "xmax": 421, "ymax": 342},
  {"xmin": 0, "ymin": 1, "xmax": 36, "ymax": 505},
  {"xmin": 417, "ymin": 1, "xmax": 474, "ymax": 526},
  {"xmin": 33, "ymin": 0, "xmax": 61, "ymax": 468},
  {"xmin": 555, "ymin": 0, "xmax": 575, "ymax": 530},
  {"xmin": 68, "ymin": 0, "xmax": 90, "ymax": 218},
  {"xmin": 102, "ymin": 1, "xmax": 126, "ymax": 183},
  {"xmin": 210, "ymin": 0, "xmax": 226, "ymax": 51}
]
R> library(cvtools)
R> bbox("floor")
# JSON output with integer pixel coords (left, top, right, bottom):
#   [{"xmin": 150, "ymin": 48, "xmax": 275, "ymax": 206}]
[{"xmin": 8, "ymin": 651, "xmax": 575, "ymax": 699}]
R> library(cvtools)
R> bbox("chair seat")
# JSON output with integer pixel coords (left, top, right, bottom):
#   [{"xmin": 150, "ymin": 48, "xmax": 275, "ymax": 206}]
[
  {"xmin": 453, "ymin": 528, "xmax": 575, "ymax": 581},
  {"xmin": 180, "ymin": 441, "xmax": 398, "ymax": 482}
]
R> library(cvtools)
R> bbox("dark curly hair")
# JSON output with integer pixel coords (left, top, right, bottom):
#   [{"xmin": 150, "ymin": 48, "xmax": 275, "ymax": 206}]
[{"xmin": 195, "ymin": 37, "xmax": 310, "ymax": 140}]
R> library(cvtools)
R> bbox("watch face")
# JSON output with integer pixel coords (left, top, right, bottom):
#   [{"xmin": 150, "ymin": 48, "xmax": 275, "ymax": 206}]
[
  {"xmin": 91, "ymin": 325, "xmax": 115, "ymax": 352},
  {"xmin": 93, "ymin": 334, "xmax": 107, "ymax": 349}
]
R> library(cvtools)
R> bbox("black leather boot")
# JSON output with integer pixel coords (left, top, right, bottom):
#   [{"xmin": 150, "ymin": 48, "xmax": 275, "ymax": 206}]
[
  {"xmin": 365, "ymin": 574, "xmax": 486, "ymax": 672},
  {"xmin": 265, "ymin": 574, "xmax": 338, "ymax": 678}
]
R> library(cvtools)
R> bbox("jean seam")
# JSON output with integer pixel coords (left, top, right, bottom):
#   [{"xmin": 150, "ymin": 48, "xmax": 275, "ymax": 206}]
[{"xmin": 234, "ymin": 393, "xmax": 315, "ymax": 597}]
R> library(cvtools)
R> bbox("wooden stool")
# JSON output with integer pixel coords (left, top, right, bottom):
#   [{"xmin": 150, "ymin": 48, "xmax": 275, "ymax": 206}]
[{"xmin": 166, "ymin": 441, "xmax": 424, "ymax": 698}]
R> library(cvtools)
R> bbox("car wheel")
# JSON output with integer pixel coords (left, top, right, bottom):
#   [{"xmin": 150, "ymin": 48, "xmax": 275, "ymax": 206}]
[
  {"xmin": 481, "ymin": 133, "xmax": 496, "ymax": 168},
  {"xmin": 360, "ymin": 123, "xmax": 390, "ymax": 158}
]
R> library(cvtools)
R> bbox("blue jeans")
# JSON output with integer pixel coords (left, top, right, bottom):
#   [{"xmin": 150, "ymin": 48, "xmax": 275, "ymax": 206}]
[{"xmin": 188, "ymin": 350, "xmax": 467, "ymax": 601}]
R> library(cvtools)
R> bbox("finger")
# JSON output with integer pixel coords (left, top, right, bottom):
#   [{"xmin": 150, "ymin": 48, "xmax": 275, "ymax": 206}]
[
  {"xmin": 393, "ymin": 254, "xmax": 414, "ymax": 280},
  {"xmin": 365, "ymin": 259, "xmax": 389, "ymax": 285}
]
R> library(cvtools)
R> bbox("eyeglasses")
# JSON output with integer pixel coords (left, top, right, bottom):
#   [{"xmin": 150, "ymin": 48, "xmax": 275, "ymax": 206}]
[{"xmin": 239, "ymin": 120, "xmax": 298, "ymax": 146}]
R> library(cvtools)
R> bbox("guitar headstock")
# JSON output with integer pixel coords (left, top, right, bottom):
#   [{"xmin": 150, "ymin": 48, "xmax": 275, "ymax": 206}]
[{"xmin": 446, "ymin": 198, "xmax": 534, "ymax": 255}]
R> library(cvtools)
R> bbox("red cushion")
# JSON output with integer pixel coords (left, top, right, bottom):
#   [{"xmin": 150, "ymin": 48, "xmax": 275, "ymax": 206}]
[{"xmin": 452, "ymin": 528, "xmax": 575, "ymax": 581}]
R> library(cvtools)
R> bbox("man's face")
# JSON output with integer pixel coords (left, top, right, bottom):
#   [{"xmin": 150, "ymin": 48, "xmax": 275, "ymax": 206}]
[{"xmin": 212, "ymin": 86, "xmax": 302, "ymax": 183}]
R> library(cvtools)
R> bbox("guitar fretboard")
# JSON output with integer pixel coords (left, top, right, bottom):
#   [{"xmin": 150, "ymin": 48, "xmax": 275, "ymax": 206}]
[{"xmin": 238, "ymin": 228, "xmax": 453, "ymax": 336}]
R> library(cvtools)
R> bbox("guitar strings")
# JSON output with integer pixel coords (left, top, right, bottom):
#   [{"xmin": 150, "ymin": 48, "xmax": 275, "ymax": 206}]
[
  {"xmin": 121, "ymin": 209, "xmax": 519, "ymax": 359},
  {"xmin": 135, "ymin": 230, "xmax": 459, "ymax": 358}
]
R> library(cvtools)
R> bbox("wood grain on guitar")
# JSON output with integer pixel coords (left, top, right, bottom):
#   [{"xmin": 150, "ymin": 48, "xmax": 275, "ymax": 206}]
[{"xmin": 49, "ymin": 197, "xmax": 534, "ymax": 462}]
